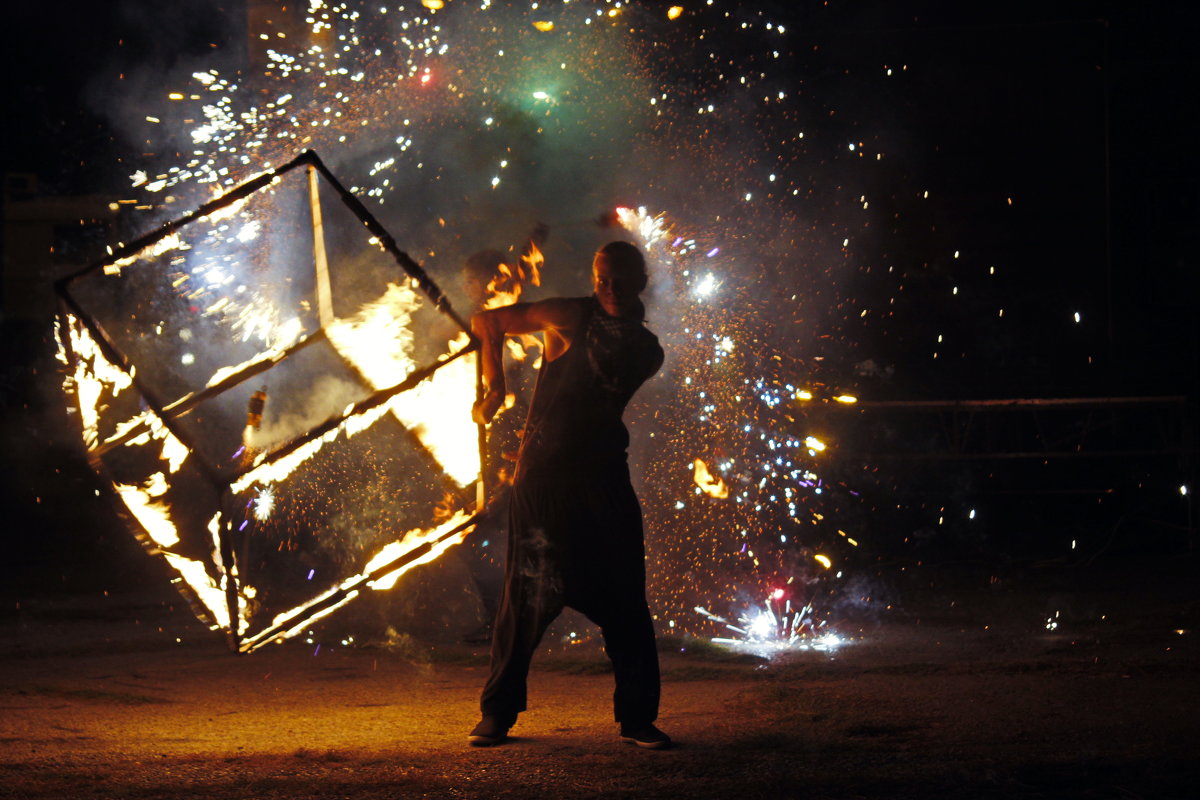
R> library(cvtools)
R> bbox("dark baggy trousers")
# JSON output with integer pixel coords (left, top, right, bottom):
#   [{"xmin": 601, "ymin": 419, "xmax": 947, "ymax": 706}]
[{"xmin": 479, "ymin": 468, "xmax": 661, "ymax": 724}]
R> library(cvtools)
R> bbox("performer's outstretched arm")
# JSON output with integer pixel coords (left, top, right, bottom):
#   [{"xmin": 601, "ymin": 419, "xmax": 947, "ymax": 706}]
[{"xmin": 471, "ymin": 299, "xmax": 580, "ymax": 424}]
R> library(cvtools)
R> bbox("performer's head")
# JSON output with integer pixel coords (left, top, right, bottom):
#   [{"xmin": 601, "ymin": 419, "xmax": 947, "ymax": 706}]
[{"xmin": 593, "ymin": 241, "xmax": 647, "ymax": 319}]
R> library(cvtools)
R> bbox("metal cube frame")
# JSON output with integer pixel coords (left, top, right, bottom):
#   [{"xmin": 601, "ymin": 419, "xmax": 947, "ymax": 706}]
[{"xmin": 54, "ymin": 150, "xmax": 488, "ymax": 652}]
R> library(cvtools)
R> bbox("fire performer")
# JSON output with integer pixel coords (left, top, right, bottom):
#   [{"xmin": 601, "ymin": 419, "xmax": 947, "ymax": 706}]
[{"xmin": 468, "ymin": 241, "xmax": 669, "ymax": 749}]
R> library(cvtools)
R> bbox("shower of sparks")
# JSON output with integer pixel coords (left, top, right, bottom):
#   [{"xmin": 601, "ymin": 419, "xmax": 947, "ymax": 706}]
[
  {"xmin": 79, "ymin": 0, "xmax": 1128, "ymax": 649},
  {"xmin": 253, "ymin": 487, "xmax": 276, "ymax": 521},
  {"xmin": 618, "ymin": 206, "xmax": 863, "ymax": 652},
  {"xmin": 91, "ymin": 0, "xmax": 893, "ymax": 649},
  {"xmin": 81, "ymin": 4, "xmax": 715, "ymax": 647},
  {"xmin": 695, "ymin": 590, "xmax": 847, "ymax": 657}
]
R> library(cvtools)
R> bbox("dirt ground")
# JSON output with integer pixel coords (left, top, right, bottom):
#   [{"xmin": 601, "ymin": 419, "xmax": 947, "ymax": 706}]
[{"xmin": 1, "ymin": 559, "xmax": 1197, "ymax": 800}]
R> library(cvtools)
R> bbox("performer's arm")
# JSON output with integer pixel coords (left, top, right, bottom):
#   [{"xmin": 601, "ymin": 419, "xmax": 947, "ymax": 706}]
[{"xmin": 471, "ymin": 298, "xmax": 579, "ymax": 424}]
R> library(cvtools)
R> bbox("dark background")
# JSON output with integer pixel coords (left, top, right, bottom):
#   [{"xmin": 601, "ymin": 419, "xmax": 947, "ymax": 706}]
[{"xmin": 2, "ymin": 0, "xmax": 1196, "ymax": 596}]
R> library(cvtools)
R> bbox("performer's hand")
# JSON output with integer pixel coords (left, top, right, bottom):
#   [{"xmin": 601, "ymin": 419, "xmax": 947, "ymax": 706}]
[{"xmin": 473, "ymin": 387, "xmax": 505, "ymax": 425}]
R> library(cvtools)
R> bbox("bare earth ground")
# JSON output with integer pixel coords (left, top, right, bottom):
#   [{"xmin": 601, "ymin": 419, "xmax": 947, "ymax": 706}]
[{"xmin": 1, "ymin": 561, "xmax": 1197, "ymax": 800}]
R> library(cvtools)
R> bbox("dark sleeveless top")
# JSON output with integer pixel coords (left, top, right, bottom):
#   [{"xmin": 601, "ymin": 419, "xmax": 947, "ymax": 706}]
[{"xmin": 514, "ymin": 297, "xmax": 663, "ymax": 483}]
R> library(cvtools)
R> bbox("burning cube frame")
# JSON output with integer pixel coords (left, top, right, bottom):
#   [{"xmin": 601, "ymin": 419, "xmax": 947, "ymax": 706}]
[{"xmin": 54, "ymin": 150, "xmax": 487, "ymax": 653}]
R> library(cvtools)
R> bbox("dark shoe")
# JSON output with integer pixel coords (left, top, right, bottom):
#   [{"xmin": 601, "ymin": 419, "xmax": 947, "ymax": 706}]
[
  {"xmin": 469, "ymin": 715, "xmax": 514, "ymax": 746},
  {"xmin": 619, "ymin": 722, "xmax": 672, "ymax": 750}
]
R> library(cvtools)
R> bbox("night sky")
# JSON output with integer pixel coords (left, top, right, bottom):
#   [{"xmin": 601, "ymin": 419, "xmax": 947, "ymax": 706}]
[
  {"xmin": 11, "ymin": 1, "xmax": 1196, "ymax": 386},
  {"xmin": 2, "ymin": 1, "xmax": 1196, "ymax": 633}
]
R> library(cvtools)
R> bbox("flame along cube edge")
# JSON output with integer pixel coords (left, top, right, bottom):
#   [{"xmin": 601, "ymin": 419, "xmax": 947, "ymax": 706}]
[{"xmin": 54, "ymin": 151, "xmax": 485, "ymax": 652}]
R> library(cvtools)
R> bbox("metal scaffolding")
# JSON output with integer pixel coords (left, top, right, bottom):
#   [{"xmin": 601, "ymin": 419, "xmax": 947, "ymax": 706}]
[
  {"xmin": 804, "ymin": 395, "xmax": 1192, "ymax": 462},
  {"xmin": 800, "ymin": 394, "xmax": 1196, "ymax": 548}
]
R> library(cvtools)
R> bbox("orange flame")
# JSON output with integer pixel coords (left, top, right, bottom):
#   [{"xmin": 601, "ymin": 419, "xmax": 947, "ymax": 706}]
[
  {"xmin": 483, "ymin": 261, "xmax": 521, "ymax": 310},
  {"xmin": 322, "ymin": 282, "xmax": 481, "ymax": 488},
  {"xmin": 60, "ymin": 173, "xmax": 497, "ymax": 649},
  {"xmin": 519, "ymin": 240, "xmax": 544, "ymax": 287},
  {"xmin": 481, "ymin": 240, "xmax": 545, "ymax": 364},
  {"xmin": 693, "ymin": 458, "xmax": 729, "ymax": 499}
]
